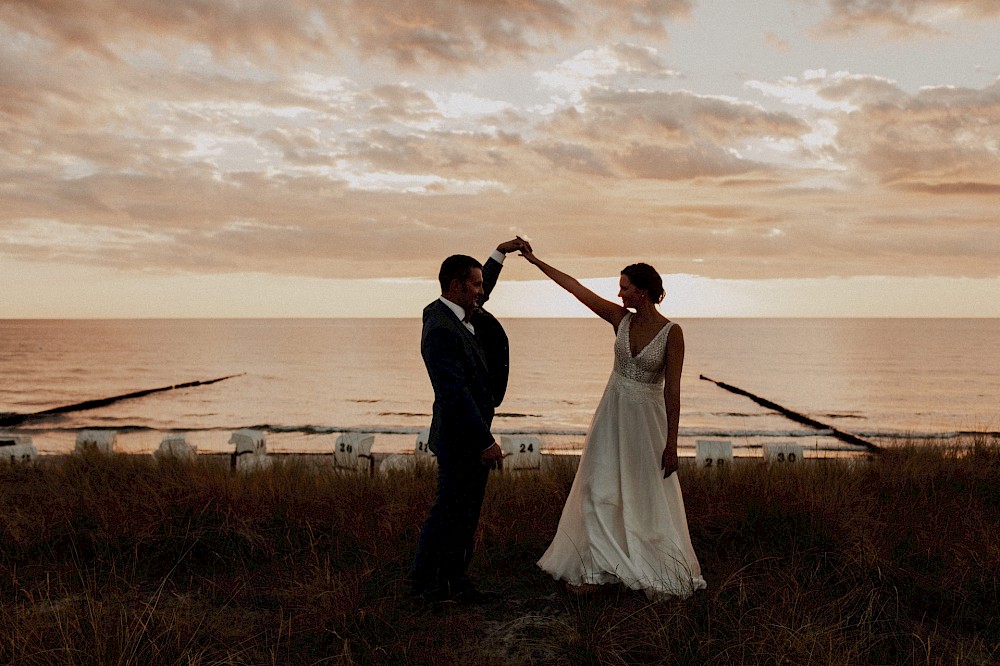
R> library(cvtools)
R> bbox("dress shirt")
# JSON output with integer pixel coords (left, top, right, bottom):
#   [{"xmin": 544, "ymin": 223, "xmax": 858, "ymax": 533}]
[
  {"xmin": 439, "ymin": 296, "xmax": 476, "ymax": 334},
  {"xmin": 438, "ymin": 250, "xmax": 507, "ymax": 334}
]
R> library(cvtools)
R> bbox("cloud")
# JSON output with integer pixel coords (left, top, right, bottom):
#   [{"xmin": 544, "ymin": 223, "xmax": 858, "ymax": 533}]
[
  {"xmin": 532, "ymin": 142, "xmax": 616, "ymax": 177},
  {"xmin": 748, "ymin": 70, "xmax": 1000, "ymax": 189},
  {"xmin": 535, "ymin": 44, "xmax": 678, "ymax": 97},
  {"xmin": 896, "ymin": 181, "xmax": 1000, "ymax": 195},
  {"xmin": 584, "ymin": 89, "xmax": 808, "ymax": 142},
  {"xmin": 2, "ymin": 4, "xmax": 999, "ymax": 296},
  {"xmin": 813, "ymin": 0, "xmax": 1000, "ymax": 37},
  {"xmin": 836, "ymin": 79, "xmax": 1000, "ymax": 186},
  {"xmin": 536, "ymin": 88, "xmax": 809, "ymax": 179},
  {"xmin": 0, "ymin": 0, "xmax": 325, "ymax": 62},
  {"xmin": 617, "ymin": 142, "xmax": 754, "ymax": 180},
  {"xmin": 330, "ymin": 1, "xmax": 577, "ymax": 67},
  {"xmin": 0, "ymin": 0, "xmax": 695, "ymax": 69},
  {"xmin": 748, "ymin": 69, "xmax": 907, "ymax": 112}
]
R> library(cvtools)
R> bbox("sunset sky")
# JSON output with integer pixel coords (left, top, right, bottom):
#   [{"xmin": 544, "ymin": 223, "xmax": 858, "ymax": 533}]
[{"xmin": 2, "ymin": 0, "xmax": 999, "ymax": 318}]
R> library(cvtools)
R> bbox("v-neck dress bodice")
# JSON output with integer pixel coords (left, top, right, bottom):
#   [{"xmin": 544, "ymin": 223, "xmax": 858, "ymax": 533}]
[{"xmin": 614, "ymin": 312, "xmax": 672, "ymax": 384}]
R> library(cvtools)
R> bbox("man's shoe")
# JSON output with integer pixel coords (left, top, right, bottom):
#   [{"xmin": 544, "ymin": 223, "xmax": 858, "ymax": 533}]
[{"xmin": 452, "ymin": 586, "xmax": 501, "ymax": 605}]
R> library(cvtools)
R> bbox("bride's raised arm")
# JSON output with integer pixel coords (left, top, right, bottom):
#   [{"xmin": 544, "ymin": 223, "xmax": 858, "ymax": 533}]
[{"xmin": 522, "ymin": 250, "xmax": 627, "ymax": 328}]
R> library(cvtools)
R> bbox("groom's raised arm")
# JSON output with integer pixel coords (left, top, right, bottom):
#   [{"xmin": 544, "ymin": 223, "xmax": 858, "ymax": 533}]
[
  {"xmin": 481, "ymin": 251, "xmax": 503, "ymax": 304},
  {"xmin": 481, "ymin": 238, "xmax": 531, "ymax": 304}
]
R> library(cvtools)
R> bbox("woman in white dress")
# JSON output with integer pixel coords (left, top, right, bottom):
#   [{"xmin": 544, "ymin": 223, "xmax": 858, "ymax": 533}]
[{"xmin": 524, "ymin": 249, "xmax": 707, "ymax": 599}]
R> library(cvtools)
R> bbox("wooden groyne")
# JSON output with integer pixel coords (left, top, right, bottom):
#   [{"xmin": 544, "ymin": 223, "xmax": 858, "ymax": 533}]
[
  {"xmin": 699, "ymin": 374, "xmax": 881, "ymax": 454},
  {"xmin": 0, "ymin": 374, "xmax": 244, "ymax": 427}
]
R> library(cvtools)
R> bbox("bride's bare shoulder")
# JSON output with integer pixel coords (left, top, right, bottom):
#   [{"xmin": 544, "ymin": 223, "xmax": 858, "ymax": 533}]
[
  {"xmin": 665, "ymin": 320, "xmax": 684, "ymax": 343},
  {"xmin": 609, "ymin": 308, "xmax": 630, "ymax": 331}
]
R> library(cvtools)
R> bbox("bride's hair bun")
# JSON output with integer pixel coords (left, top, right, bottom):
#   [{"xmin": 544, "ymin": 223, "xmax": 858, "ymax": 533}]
[{"xmin": 621, "ymin": 263, "xmax": 665, "ymax": 304}]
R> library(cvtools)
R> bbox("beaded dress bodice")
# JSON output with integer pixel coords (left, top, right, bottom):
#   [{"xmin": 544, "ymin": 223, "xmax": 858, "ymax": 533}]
[{"xmin": 613, "ymin": 313, "xmax": 673, "ymax": 385}]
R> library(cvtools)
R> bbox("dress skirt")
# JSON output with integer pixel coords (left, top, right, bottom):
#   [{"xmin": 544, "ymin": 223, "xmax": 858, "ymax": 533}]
[{"xmin": 537, "ymin": 370, "xmax": 707, "ymax": 599}]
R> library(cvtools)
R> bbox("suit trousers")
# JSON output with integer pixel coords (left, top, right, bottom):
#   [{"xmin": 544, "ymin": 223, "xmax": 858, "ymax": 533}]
[{"xmin": 411, "ymin": 451, "xmax": 490, "ymax": 594}]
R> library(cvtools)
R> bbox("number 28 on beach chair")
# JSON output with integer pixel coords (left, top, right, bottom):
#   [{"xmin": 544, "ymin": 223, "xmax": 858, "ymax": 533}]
[{"xmin": 696, "ymin": 439, "xmax": 733, "ymax": 468}]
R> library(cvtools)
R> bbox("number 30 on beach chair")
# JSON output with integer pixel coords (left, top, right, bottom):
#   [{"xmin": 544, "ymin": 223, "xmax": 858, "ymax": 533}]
[{"xmin": 763, "ymin": 442, "xmax": 803, "ymax": 464}]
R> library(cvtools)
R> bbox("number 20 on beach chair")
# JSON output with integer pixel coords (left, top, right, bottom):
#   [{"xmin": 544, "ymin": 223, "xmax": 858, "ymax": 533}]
[{"xmin": 333, "ymin": 432, "xmax": 375, "ymax": 475}]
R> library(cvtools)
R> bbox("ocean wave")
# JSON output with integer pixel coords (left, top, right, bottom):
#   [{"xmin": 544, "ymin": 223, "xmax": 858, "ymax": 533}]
[
  {"xmin": 374, "ymin": 410, "xmax": 542, "ymax": 419},
  {"xmin": 686, "ymin": 411, "xmax": 866, "ymax": 421},
  {"xmin": 685, "ymin": 411, "xmax": 771, "ymax": 418},
  {"xmin": 853, "ymin": 430, "xmax": 1000, "ymax": 440},
  {"xmin": 11, "ymin": 422, "xmax": 997, "ymax": 442}
]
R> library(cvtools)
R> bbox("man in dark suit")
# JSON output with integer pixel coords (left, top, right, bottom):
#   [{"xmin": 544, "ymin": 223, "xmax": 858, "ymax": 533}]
[{"xmin": 411, "ymin": 238, "xmax": 529, "ymax": 603}]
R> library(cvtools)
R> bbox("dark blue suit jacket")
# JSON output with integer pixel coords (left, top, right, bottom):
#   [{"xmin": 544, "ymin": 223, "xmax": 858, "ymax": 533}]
[{"xmin": 421, "ymin": 257, "xmax": 508, "ymax": 458}]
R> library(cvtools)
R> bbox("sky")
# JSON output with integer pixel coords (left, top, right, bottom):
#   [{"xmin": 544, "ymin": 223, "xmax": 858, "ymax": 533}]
[{"xmin": 2, "ymin": 0, "xmax": 999, "ymax": 318}]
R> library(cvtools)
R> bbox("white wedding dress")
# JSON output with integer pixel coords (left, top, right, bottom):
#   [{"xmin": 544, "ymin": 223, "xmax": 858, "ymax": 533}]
[{"xmin": 537, "ymin": 313, "xmax": 707, "ymax": 599}]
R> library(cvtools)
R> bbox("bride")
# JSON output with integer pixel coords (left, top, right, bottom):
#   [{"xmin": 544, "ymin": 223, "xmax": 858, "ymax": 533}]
[{"xmin": 522, "ymin": 247, "xmax": 707, "ymax": 599}]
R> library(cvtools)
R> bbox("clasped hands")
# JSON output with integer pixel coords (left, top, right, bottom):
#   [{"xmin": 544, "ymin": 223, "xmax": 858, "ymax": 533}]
[{"xmin": 496, "ymin": 237, "xmax": 532, "ymax": 256}]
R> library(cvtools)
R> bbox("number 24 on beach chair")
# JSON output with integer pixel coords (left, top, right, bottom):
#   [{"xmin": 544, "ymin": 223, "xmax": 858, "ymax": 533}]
[{"xmin": 500, "ymin": 435, "xmax": 542, "ymax": 471}]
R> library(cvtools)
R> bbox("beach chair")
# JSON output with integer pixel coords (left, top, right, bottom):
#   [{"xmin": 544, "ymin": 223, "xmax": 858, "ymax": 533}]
[
  {"xmin": 333, "ymin": 432, "xmax": 375, "ymax": 475},
  {"xmin": 75, "ymin": 429, "xmax": 117, "ymax": 455},
  {"xmin": 415, "ymin": 428, "xmax": 434, "ymax": 458},
  {"xmin": 409, "ymin": 428, "xmax": 437, "ymax": 472},
  {"xmin": 695, "ymin": 439, "xmax": 733, "ymax": 468},
  {"xmin": 0, "ymin": 434, "xmax": 37, "ymax": 464},
  {"xmin": 230, "ymin": 429, "xmax": 266, "ymax": 456},
  {"xmin": 155, "ymin": 433, "xmax": 198, "ymax": 461},
  {"xmin": 229, "ymin": 429, "xmax": 270, "ymax": 472},
  {"xmin": 500, "ymin": 435, "xmax": 542, "ymax": 471},
  {"xmin": 763, "ymin": 442, "xmax": 803, "ymax": 464},
  {"xmin": 378, "ymin": 453, "xmax": 413, "ymax": 475}
]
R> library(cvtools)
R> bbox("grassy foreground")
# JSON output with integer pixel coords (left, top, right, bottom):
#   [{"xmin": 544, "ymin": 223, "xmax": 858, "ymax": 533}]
[{"xmin": 1, "ymin": 443, "xmax": 999, "ymax": 665}]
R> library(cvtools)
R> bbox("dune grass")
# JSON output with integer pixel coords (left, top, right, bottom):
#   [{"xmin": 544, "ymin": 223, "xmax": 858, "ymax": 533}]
[{"xmin": 1, "ymin": 441, "xmax": 999, "ymax": 665}]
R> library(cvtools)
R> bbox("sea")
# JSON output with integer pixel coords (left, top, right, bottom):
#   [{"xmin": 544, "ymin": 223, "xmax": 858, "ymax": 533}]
[{"xmin": 1, "ymin": 318, "xmax": 997, "ymax": 458}]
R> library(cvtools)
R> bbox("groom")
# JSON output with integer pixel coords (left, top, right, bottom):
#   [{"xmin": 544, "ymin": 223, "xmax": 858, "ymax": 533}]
[{"xmin": 410, "ymin": 238, "xmax": 529, "ymax": 603}]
